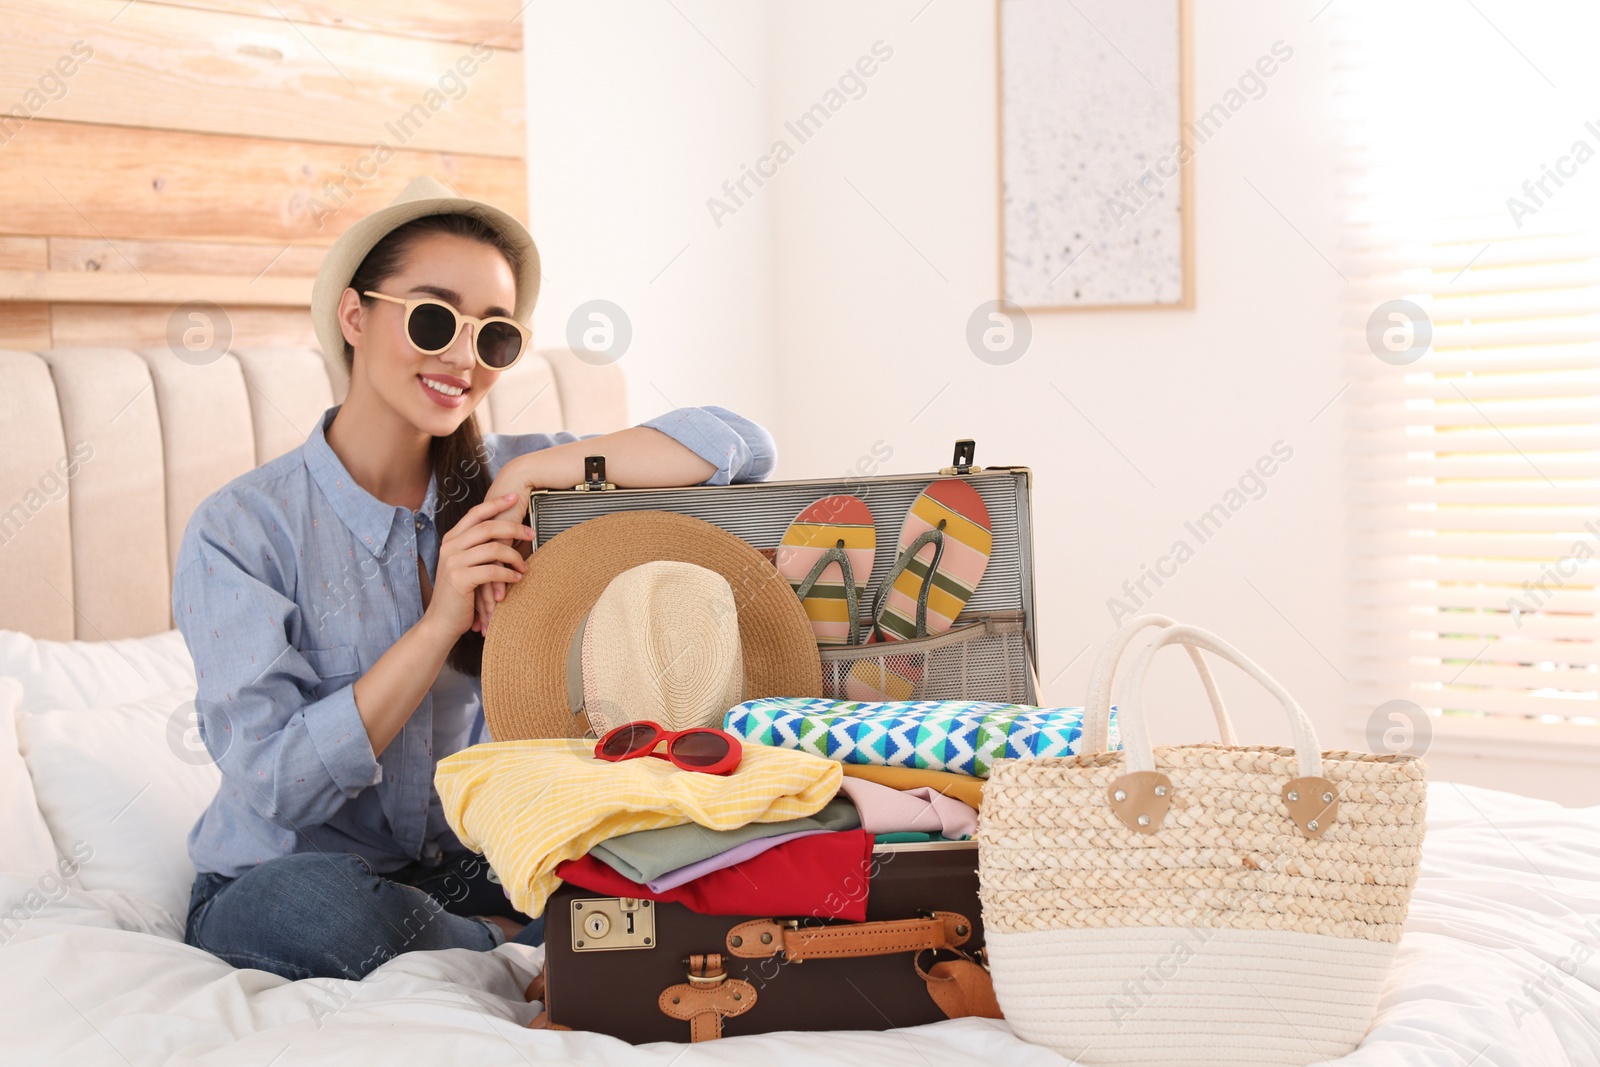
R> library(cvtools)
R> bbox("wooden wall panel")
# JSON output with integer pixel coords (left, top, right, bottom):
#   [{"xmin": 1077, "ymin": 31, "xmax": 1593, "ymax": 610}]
[
  {"xmin": 2, "ymin": 0, "xmax": 525, "ymax": 156},
  {"xmin": 52, "ymin": 305, "xmax": 316, "ymax": 350},
  {"xmin": 0, "ymin": 1, "xmax": 526, "ymax": 353},
  {"xmin": 135, "ymin": 1, "xmax": 526, "ymax": 50},
  {"xmin": 0, "ymin": 121, "xmax": 527, "ymax": 245},
  {"xmin": 0, "ymin": 305, "xmax": 52, "ymax": 349},
  {"xmin": 0, "ymin": 239, "xmax": 49, "ymax": 270},
  {"xmin": 49, "ymin": 238, "xmax": 325, "ymax": 277},
  {"xmin": 0, "ymin": 271, "xmax": 310, "ymax": 306}
]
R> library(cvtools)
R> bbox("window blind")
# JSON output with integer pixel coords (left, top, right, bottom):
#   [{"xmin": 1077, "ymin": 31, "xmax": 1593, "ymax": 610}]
[{"xmin": 1336, "ymin": 1, "xmax": 1600, "ymax": 730}]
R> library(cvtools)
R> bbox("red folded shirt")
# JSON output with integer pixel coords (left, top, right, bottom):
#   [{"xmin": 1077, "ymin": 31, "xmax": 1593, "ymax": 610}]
[{"xmin": 556, "ymin": 829, "xmax": 874, "ymax": 921}]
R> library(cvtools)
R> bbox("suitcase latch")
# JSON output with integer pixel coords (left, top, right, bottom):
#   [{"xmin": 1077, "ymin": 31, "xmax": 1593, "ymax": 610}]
[
  {"xmin": 940, "ymin": 439, "xmax": 983, "ymax": 476},
  {"xmin": 574, "ymin": 455, "xmax": 617, "ymax": 491},
  {"xmin": 660, "ymin": 954, "xmax": 757, "ymax": 1042},
  {"xmin": 571, "ymin": 896, "xmax": 655, "ymax": 951}
]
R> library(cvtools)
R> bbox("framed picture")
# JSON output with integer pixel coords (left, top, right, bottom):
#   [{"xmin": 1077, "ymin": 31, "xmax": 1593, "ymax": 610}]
[{"xmin": 996, "ymin": 0, "xmax": 1194, "ymax": 310}]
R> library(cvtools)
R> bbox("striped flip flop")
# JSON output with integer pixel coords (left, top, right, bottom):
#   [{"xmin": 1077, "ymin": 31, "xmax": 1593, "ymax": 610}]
[
  {"xmin": 847, "ymin": 479, "xmax": 992, "ymax": 699},
  {"xmin": 775, "ymin": 495, "xmax": 877, "ymax": 646}
]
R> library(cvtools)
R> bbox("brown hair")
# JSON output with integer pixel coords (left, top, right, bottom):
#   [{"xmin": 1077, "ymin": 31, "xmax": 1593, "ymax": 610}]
[{"xmin": 341, "ymin": 212, "xmax": 524, "ymax": 676}]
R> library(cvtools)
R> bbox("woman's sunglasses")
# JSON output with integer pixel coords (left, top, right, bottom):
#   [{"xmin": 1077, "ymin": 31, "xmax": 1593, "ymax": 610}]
[
  {"xmin": 593, "ymin": 721, "xmax": 743, "ymax": 776},
  {"xmin": 362, "ymin": 290, "xmax": 529, "ymax": 371}
]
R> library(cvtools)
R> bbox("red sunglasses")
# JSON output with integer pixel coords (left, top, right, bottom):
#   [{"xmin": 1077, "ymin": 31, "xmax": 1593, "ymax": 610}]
[{"xmin": 594, "ymin": 721, "xmax": 743, "ymax": 776}]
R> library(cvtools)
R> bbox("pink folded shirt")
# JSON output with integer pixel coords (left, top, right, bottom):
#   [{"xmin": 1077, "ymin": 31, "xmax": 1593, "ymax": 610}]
[{"xmin": 836, "ymin": 777, "xmax": 978, "ymax": 838}]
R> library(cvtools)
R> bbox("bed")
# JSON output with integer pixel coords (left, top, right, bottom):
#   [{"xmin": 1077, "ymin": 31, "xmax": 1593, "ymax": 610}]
[{"xmin": 2, "ymin": 342, "xmax": 1599, "ymax": 1066}]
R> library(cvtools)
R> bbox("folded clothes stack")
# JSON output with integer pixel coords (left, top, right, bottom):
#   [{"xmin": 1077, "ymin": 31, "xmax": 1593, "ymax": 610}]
[
  {"xmin": 435, "ymin": 735, "xmax": 846, "ymax": 918},
  {"xmin": 549, "ymin": 768, "xmax": 987, "ymax": 916},
  {"xmin": 436, "ymin": 735, "xmax": 987, "ymax": 922}
]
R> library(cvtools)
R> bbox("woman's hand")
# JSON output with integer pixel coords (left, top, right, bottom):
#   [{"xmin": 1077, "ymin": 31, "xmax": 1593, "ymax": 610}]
[
  {"xmin": 468, "ymin": 428, "xmax": 717, "ymax": 632},
  {"xmin": 472, "ymin": 458, "xmax": 543, "ymax": 634},
  {"xmin": 424, "ymin": 492, "xmax": 534, "ymax": 641}
]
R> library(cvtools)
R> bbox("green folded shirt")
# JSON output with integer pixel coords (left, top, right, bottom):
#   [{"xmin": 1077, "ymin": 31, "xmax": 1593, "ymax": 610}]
[
  {"xmin": 871, "ymin": 831, "xmax": 971, "ymax": 844},
  {"xmin": 589, "ymin": 797, "xmax": 862, "ymax": 884}
]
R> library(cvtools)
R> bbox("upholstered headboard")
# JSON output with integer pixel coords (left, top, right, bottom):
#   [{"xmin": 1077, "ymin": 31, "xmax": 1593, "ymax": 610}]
[{"xmin": 0, "ymin": 345, "xmax": 627, "ymax": 641}]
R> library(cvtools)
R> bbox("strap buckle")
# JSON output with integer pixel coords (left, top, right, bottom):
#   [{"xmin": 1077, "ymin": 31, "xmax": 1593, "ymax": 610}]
[
  {"xmin": 685, "ymin": 970, "xmax": 727, "ymax": 987},
  {"xmin": 683, "ymin": 953, "xmax": 728, "ymax": 985}
]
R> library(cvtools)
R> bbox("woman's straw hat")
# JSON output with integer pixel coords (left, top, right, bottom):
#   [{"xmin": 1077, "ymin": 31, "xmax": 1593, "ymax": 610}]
[{"xmin": 482, "ymin": 511, "xmax": 823, "ymax": 741}]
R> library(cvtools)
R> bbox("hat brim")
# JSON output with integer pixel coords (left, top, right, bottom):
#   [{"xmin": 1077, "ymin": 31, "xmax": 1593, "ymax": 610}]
[
  {"xmin": 482, "ymin": 511, "xmax": 824, "ymax": 741},
  {"xmin": 310, "ymin": 182, "xmax": 541, "ymax": 398}
]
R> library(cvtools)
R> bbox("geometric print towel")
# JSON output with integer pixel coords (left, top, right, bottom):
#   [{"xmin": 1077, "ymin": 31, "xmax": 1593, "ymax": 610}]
[{"xmin": 723, "ymin": 697, "xmax": 1119, "ymax": 779}]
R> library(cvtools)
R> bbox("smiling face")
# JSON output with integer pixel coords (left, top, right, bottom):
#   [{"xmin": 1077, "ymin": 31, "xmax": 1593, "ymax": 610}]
[{"xmin": 337, "ymin": 230, "xmax": 519, "ymax": 438}]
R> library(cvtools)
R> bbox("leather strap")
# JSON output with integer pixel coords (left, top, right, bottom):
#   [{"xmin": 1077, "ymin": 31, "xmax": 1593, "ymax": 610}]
[
  {"xmin": 917, "ymin": 953, "xmax": 1003, "ymax": 1020},
  {"xmin": 658, "ymin": 953, "xmax": 756, "ymax": 1042},
  {"xmin": 725, "ymin": 912, "xmax": 973, "ymax": 961}
]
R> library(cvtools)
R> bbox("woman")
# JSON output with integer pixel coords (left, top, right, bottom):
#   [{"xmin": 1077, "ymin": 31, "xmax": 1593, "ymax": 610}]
[{"xmin": 175, "ymin": 177, "xmax": 775, "ymax": 983}]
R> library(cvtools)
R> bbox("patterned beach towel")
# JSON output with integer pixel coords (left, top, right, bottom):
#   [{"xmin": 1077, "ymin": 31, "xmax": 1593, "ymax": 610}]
[{"xmin": 724, "ymin": 697, "xmax": 1119, "ymax": 778}]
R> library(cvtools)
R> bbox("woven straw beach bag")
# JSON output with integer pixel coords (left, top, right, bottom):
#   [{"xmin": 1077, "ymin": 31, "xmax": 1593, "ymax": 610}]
[{"xmin": 978, "ymin": 616, "xmax": 1427, "ymax": 1066}]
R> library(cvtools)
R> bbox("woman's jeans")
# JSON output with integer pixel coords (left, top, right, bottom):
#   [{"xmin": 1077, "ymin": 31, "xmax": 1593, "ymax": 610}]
[{"xmin": 184, "ymin": 848, "xmax": 545, "ymax": 981}]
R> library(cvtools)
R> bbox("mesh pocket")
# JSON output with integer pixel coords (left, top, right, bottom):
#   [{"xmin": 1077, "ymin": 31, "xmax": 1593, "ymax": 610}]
[{"xmin": 817, "ymin": 611, "xmax": 1032, "ymax": 703}]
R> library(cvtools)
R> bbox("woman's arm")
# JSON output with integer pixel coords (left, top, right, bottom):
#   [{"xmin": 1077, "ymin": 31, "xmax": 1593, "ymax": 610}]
[
  {"xmin": 470, "ymin": 404, "xmax": 777, "ymax": 632},
  {"xmin": 178, "ymin": 487, "xmax": 531, "ymax": 819},
  {"xmin": 487, "ymin": 404, "xmax": 777, "ymax": 496},
  {"xmin": 505, "ymin": 425, "xmax": 714, "ymax": 489},
  {"xmin": 175, "ymin": 538, "xmax": 385, "ymax": 830}
]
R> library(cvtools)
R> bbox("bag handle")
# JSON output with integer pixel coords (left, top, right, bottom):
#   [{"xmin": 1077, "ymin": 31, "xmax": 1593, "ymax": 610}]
[
  {"xmin": 1081, "ymin": 614, "xmax": 1237, "ymax": 754},
  {"xmin": 1121, "ymin": 624, "xmax": 1324, "ymax": 780}
]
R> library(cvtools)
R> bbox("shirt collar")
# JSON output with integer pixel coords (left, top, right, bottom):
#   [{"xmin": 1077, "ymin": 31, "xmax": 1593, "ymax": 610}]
[{"xmin": 304, "ymin": 404, "xmax": 439, "ymax": 558}]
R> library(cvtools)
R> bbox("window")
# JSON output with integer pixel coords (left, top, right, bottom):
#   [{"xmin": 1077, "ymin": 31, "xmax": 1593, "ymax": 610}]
[{"xmin": 1337, "ymin": 1, "xmax": 1600, "ymax": 746}]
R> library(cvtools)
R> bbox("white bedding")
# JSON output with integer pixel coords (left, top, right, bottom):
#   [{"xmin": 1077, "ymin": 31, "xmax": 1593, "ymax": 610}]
[{"xmin": 3, "ymin": 780, "xmax": 1598, "ymax": 1066}]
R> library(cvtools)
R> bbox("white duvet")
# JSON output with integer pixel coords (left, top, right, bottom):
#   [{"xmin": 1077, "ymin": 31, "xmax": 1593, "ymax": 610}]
[{"xmin": 3, "ymin": 781, "xmax": 1597, "ymax": 1066}]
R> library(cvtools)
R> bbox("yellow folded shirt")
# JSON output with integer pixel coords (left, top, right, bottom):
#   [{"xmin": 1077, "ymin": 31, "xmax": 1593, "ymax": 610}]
[
  {"xmin": 839, "ymin": 763, "xmax": 985, "ymax": 810},
  {"xmin": 435, "ymin": 738, "xmax": 842, "ymax": 918}
]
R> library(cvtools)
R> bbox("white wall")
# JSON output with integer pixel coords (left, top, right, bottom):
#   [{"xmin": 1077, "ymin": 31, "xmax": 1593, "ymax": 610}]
[
  {"xmin": 521, "ymin": 0, "xmax": 777, "ymax": 433},
  {"xmin": 762, "ymin": 0, "xmax": 1350, "ymax": 758},
  {"xmin": 526, "ymin": 1, "xmax": 1588, "ymax": 803}
]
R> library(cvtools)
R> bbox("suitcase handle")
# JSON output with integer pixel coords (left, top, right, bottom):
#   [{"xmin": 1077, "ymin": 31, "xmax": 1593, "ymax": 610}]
[{"xmin": 723, "ymin": 911, "xmax": 973, "ymax": 963}]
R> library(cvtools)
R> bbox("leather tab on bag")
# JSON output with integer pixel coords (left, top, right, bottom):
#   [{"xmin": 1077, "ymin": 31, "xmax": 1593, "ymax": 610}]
[
  {"xmin": 658, "ymin": 979, "xmax": 756, "ymax": 1041},
  {"xmin": 1107, "ymin": 770, "xmax": 1174, "ymax": 834},
  {"xmin": 1282, "ymin": 776, "xmax": 1340, "ymax": 839},
  {"xmin": 918, "ymin": 955, "xmax": 1003, "ymax": 1020},
  {"xmin": 725, "ymin": 912, "xmax": 973, "ymax": 961}
]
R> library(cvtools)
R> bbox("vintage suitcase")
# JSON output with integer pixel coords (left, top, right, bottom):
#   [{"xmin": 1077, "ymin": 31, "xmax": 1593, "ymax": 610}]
[
  {"xmin": 522, "ymin": 441, "xmax": 1027, "ymax": 1041},
  {"xmin": 525, "ymin": 440, "xmax": 1041, "ymax": 705},
  {"xmin": 537, "ymin": 840, "xmax": 992, "ymax": 1042}
]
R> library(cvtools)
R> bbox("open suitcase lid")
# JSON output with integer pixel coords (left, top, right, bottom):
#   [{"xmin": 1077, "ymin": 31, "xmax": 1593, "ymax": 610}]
[{"xmin": 524, "ymin": 439, "xmax": 1040, "ymax": 703}]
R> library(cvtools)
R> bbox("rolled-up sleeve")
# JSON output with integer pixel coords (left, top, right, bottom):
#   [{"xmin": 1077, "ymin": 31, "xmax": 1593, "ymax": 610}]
[
  {"xmin": 639, "ymin": 405, "xmax": 777, "ymax": 485},
  {"xmin": 174, "ymin": 537, "xmax": 382, "ymax": 831}
]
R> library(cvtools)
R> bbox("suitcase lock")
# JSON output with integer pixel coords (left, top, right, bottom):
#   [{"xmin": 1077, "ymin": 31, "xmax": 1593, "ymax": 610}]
[{"xmin": 570, "ymin": 896, "xmax": 655, "ymax": 952}]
